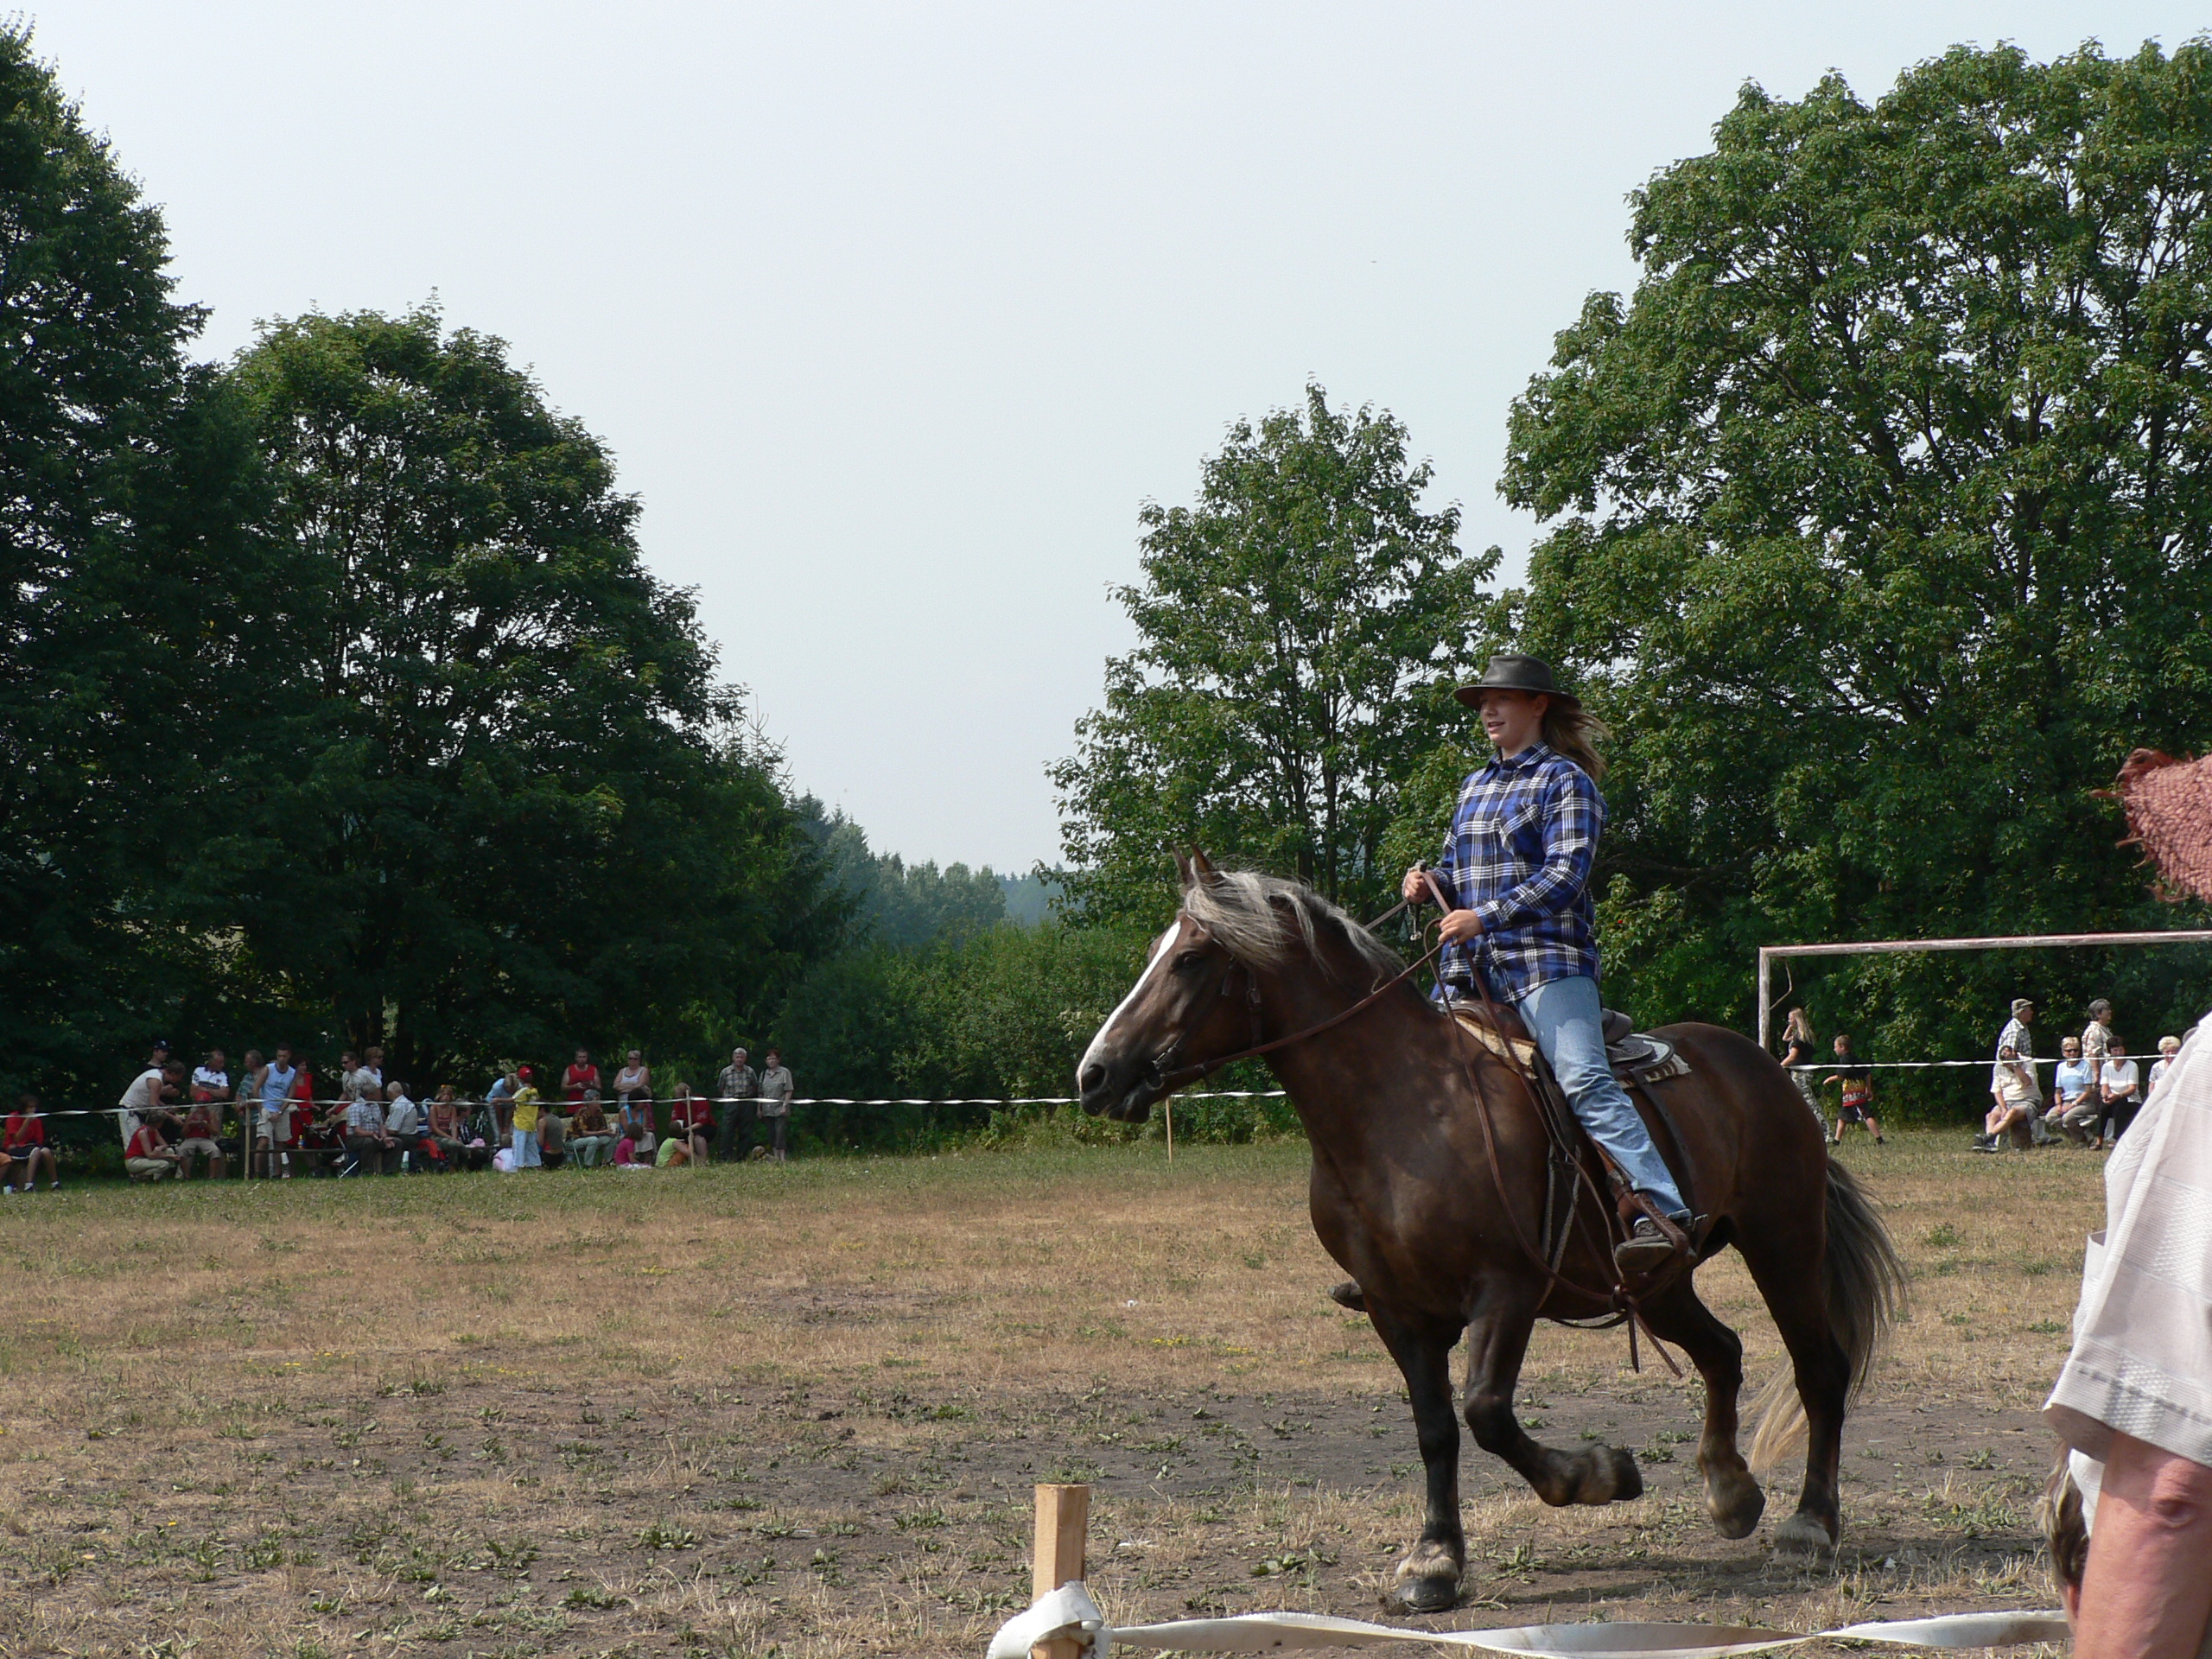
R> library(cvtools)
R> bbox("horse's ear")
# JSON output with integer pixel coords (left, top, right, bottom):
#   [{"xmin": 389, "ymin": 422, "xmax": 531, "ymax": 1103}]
[
  {"xmin": 1174, "ymin": 852, "xmax": 1194, "ymax": 891},
  {"xmin": 1190, "ymin": 848, "xmax": 1220, "ymax": 886}
]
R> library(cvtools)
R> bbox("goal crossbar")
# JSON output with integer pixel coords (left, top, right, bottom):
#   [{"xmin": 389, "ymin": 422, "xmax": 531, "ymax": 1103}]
[{"xmin": 1756, "ymin": 930, "xmax": 2212, "ymax": 1050}]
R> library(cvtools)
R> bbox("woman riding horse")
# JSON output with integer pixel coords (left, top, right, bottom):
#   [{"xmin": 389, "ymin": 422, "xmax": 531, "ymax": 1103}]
[{"xmin": 1417, "ymin": 652, "xmax": 1688, "ymax": 1272}]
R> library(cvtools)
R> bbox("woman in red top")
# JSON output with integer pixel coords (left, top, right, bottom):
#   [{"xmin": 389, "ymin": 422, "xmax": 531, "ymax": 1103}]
[
  {"xmin": 291, "ymin": 1063, "xmax": 335, "ymax": 1174},
  {"xmin": 5, "ymin": 1092, "xmax": 57, "ymax": 1191},
  {"xmin": 563, "ymin": 1048, "xmax": 601, "ymax": 1103}
]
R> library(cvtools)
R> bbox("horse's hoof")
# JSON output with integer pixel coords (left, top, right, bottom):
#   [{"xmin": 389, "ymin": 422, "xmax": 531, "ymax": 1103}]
[
  {"xmin": 1704, "ymin": 1468, "xmax": 1765, "ymax": 1539},
  {"xmin": 1575, "ymin": 1446, "xmax": 1642, "ymax": 1505},
  {"xmin": 1387, "ymin": 1541, "xmax": 1463, "ymax": 1612},
  {"xmin": 1328, "ymin": 1281, "xmax": 1367, "ymax": 1313},
  {"xmin": 1770, "ymin": 1512, "xmax": 1836, "ymax": 1558}
]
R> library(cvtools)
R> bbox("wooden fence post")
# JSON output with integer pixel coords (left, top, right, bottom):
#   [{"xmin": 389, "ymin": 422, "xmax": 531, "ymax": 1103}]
[{"xmin": 1030, "ymin": 1482, "xmax": 1090, "ymax": 1659}]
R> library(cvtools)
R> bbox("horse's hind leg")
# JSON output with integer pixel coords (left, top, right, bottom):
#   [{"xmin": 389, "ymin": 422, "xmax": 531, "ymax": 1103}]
[
  {"xmin": 1368, "ymin": 1309, "xmax": 1466, "ymax": 1612},
  {"xmin": 1463, "ymin": 1286, "xmax": 1642, "ymax": 1508},
  {"xmin": 1638, "ymin": 1278, "xmax": 1764, "ymax": 1538}
]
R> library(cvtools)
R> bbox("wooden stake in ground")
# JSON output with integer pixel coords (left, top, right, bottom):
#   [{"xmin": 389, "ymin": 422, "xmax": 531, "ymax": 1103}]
[
  {"xmin": 1164, "ymin": 1095, "xmax": 1174, "ymax": 1162},
  {"xmin": 1030, "ymin": 1483, "xmax": 1089, "ymax": 1659}
]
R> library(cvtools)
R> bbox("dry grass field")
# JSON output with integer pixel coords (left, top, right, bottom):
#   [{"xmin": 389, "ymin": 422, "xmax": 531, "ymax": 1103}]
[{"xmin": 0, "ymin": 1128, "xmax": 2101, "ymax": 1658}]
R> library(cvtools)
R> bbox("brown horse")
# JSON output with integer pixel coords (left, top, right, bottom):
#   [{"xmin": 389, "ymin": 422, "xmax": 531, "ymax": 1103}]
[{"xmin": 1077, "ymin": 855, "xmax": 1904, "ymax": 1611}]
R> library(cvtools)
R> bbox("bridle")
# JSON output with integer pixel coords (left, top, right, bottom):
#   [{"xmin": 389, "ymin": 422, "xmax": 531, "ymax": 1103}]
[{"xmin": 1143, "ymin": 912, "xmax": 1446, "ymax": 1096}]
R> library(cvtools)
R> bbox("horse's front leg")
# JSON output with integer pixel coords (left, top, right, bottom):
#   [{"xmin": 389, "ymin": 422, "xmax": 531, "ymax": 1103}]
[
  {"xmin": 1368, "ymin": 1306, "xmax": 1466, "ymax": 1612},
  {"xmin": 1463, "ymin": 1285, "xmax": 1643, "ymax": 1507}
]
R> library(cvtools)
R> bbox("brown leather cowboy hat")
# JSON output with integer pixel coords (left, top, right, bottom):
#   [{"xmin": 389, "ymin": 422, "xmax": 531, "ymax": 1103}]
[
  {"xmin": 2116, "ymin": 750, "xmax": 2212, "ymax": 906},
  {"xmin": 1452, "ymin": 651, "xmax": 1581, "ymax": 709}
]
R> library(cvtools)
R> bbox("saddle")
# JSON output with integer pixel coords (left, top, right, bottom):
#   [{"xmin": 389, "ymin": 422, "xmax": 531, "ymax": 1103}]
[{"xmin": 1445, "ymin": 998, "xmax": 1690, "ymax": 1088}]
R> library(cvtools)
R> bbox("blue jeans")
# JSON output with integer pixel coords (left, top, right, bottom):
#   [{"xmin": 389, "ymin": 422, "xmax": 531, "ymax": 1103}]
[
  {"xmin": 512, "ymin": 1128, "xmax": 542, "ymax": 1168},
  {"xmin": 1517, "ymin": 974, "xmax": 1688, "ymax": 1222}
]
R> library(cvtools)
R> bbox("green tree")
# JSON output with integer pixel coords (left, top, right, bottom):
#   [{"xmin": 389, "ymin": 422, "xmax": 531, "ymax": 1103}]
[
  {"xmin": 1497, "ymin": 41, "xmax": 2212, "ymax": 1095},
  {"xmin": 1054, "ymin": 384, "xmax": 1490, "ymax": 926},
  {"xmin": 0, "ymin": 25, "xmax": 279, "ymax": 1106},
  {"xmin": 820, "ymin": 812, "xmax": 1008, "ymax": 949},
  {"xmin": 219, "ymin": 307, "xmax": 834, "ymax": 1085}
]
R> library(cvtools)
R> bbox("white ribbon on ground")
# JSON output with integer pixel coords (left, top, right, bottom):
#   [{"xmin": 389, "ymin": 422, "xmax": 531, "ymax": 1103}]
[{"xmin": 984, "ymin": 1588, "xmax": 2070, "ymax": 1658}]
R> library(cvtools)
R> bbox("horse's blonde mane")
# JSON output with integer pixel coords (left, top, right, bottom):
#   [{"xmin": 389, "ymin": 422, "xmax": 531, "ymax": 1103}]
[{"xmin": 1181, "ymin": 870, "xmax": 1404, "ymax": 982}]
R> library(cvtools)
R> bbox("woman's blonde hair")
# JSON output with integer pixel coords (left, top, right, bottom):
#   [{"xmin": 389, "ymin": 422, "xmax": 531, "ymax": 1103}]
[
  {"xmin": 1542, "ymin": 698, "xmax": 1610, "ymax": 783},
  {"xmin": 1785, "ymin": 1008, "xmax": 1815, "ymax": 1044}
]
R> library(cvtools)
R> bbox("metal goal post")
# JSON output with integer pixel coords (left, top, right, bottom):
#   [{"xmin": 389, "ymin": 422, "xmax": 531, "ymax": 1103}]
[{"xmin": 1755, "ymin": 930, "xmax": 2212, "ymax": 1053}]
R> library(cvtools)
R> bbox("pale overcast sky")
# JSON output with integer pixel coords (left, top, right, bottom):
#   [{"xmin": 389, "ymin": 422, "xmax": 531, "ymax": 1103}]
[{"xmin": 38, "ymin": 3, "xmax": 2209, "ymax": 870}]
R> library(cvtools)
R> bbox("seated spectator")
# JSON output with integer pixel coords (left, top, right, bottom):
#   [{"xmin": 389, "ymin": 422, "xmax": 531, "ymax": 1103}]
[
  {"xmin": 2048, "ymin": 1037, "xmax": 2098, "ymax": 1144},
  {"xmin": 385, "ymin": 1081, "xmax": 426, "ymax": 1168},
  {"xmin": 2099, "ymin": 1040, "xmax": 2144, "ymax": 1147},
  {"xmin": 190, "ymin": 1049, "xmax": 230, "ymax": 1104},
  {"xmin": 1980, "ymin": 1045, "xmax": 2042, "ymax": 1150},
  {"xmin": 618, "ymin": 1087, "xmax": 656, "ymax": 1162},
  {"xmin": 666, "ymin": 1083, "xmax": 711, "ymax": 1165},
  {"xmin": 175, "ymin": 1095, "xmax": 226, "ymax": 1179},
  {"xmin": 613, "ymin": 1128, "xmax": 644, "ymax": 1166},
  {"xmin": 428, "ymin": 1085, "xmax": 487, "ymax": 1171},
  {"xmin": 568, "ymin": 1090, "xmax": 614, "ymax": 1167},
  {"xmin": 125, "ymin": 1117, "xmax": 182, "ymax": 1181},
  {"xmin": 4, "ymin": 1093, "xmax": 58, "ymax": 1192},
  {"xmin": 344, "ymin": 1082, "xmax": 394, "ymax": 1175},
  {"xmin": 2149, "ymin": 1034, "xmax": 2183, "ymax": 1097}
]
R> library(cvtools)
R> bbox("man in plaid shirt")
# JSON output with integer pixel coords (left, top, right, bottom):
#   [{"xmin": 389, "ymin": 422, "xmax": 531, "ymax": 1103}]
[{"xmin": 1409, "ymin": 652, "xmax": 1690, "ymax": 1274}]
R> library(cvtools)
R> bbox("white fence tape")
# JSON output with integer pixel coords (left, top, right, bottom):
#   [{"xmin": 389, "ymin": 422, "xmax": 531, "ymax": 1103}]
[{"xmin": 986, "ymin": 1586, "xmax": 2069, "ymax": 1659}]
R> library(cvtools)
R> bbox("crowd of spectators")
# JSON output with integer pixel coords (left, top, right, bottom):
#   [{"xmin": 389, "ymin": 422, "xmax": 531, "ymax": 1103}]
[
  {"xmin": 42, "ymin": 1040, "xmax": 800, "ymax": 1184},
  {"xmin": 1978, "ymin": 995, "xmax": 2181, "ymax": 1153}
]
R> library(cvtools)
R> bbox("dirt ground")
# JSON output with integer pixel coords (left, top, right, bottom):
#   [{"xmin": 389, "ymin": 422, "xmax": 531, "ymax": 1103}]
[{"xmin": 0, "ymin": 1130, "xmax": 2098, "ymax": 1657}]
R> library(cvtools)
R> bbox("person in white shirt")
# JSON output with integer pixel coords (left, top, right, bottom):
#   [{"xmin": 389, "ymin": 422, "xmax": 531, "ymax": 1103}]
[
  {"xmin": 384, "ymin": 1082, "xmax": 424, "ymax": 1168},
  {"xmin": 2044, "ymin": 747, "xmax": 2212, "ymax": 1659},
  {"xmin": 2098, "ymin": 1041, "xmax": 2143, "ymax": 1148},
  {"xmin": 118, "ymin": 1060, "xmax": 179, "ymax": 1147},
  {"xmin": 2147, "ymin": 1034, "xmax": 2182, "ymax": 1096},
  {"xmin": 190, "ymin": 1050, "xmax": 229, "ymax": 1103},
  {"xmin": 344, "ymin": 1087, "xmax": 394, "ymax": 1175}
]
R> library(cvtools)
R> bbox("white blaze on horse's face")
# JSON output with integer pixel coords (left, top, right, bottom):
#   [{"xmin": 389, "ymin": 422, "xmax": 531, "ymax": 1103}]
[{"xmin": 1080, "ymin": 923, "xmax": 1181, "ymax": 1081}]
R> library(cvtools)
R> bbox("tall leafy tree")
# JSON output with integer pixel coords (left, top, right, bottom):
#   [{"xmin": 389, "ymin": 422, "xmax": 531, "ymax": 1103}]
[
  {"xmin": 220, "ymin": 308, "xmax": 830, "ymax": 1084},
  {"xmin": 0, "ymin": 25, "xmax": 277, "ymax": 1101},
  {"xmin": 1498, "ymin": 41, "xmax": 2212, "ymax": 1077},
  {"xmin": 1054, "ymin": 384, "xmax": 1489, "ymax": 925}
]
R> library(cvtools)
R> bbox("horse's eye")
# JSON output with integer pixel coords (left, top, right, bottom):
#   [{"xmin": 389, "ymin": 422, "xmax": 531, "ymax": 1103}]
[{"xmin": 1173, "ymin": 951, "xmax": 1205, "ymax": 971}]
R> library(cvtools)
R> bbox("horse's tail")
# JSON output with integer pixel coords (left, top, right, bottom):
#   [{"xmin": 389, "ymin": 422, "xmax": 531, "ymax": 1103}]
[{"xmin": 1748, "ymin": 1156, "xmax": 1908, "ymax": 1472}]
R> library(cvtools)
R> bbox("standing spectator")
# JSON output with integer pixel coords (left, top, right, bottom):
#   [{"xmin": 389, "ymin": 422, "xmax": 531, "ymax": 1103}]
[
  {"xmin": 2099, "ymin": 1040, "xmax": 2144, "ymax": 1147},
  {"xmin": 1821, "ymin": 1034, "xmax": 1885, "ymax": 1146},
  {"xmin": 348, "ymin": 1049, "xmax": 385, "ymax": 1115},
  {"xmin": 2042, "ymin": 747, "xmax": 2212, "ymax": 1659},
  {"xmin": 5, "ymin": 1093, "xmax": 57, "ymax": 1192},
  {"xmin": 175, "ymin": 1093, "xmax": 226, "ymax": 1179},
  {"xmin": 191, "ymin": 1049, "xmax": 230, "ymax": 1103},
  {"xmin": 568, "ymin": 1090, "xmax": 614, "ymax": 1166},
  {"xmin": 2049, "ymin": 1037, "xmax": 2100, "ymax": 1145},
  {"xmin": 1777, "ymin": 1011, "xmax": 1821, "ymax": 1128},
  {"xmin": 716, "ymin": 1047, "xmax": 758, "ymax": 1162},
  {"xmin": 757, "ymin": 1048, "xmax": 794, "ymax": 1162},
  {"xmin": 118, "ymin": 1056, "xmax": 175, "ymax": 1147},
  {"xmin": 2148, "ymin": 1034, "xmax": 2183, "ymax": 1097},
  {"xmin": 336, "ymin": 1050, "xmax": 362, "ymax": 1106},
  {"xmin": 666, "ymin": 1084, "xmax": 711, "ymax": 1165},
  {"xmin": 613, "ymin": 1050, "xmax": 651, "ymax": 1116},
  {"xmin": 294, "ymin": 1057, "xmax": 336, "ymax": 1173},
  {"xmin": 2082, "ymin": 999, "xmax": 2114, "ymax": 1071},
  {"xmin": 259, "ymin": 1046, "xmax": 299, "ymax": 1178},
  {"xmin": 233, "ymin": 1050, "xmax": 265, "ymax": 1134},
  {"xmin": 485, "ymin": 1065, "xmax": 518, "ymax": 1140},
  {"xmin": 124, "ymin": 1116, "xmax": 181, "ymax": 1180},
  {"xmin": 563, "ymin": 1048, "xmax": 600, "ymax": 1103},
  {"xmin": 510, "ymin": 1071, "xmax": 543, "ymax": 1168},
  {"xmin": 385, "ymin": 1081, "xmax": 425, "ymax": 1168}
]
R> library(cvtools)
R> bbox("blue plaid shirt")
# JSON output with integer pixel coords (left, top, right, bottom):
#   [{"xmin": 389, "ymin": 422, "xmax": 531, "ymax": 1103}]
[{"xmin": 1430, "ymin": 741, "xmax": 1605, "ymax": 1001}]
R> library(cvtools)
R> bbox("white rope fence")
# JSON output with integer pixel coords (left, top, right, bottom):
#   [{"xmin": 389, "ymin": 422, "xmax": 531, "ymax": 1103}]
[{"xmin": 987, "ymin": 1586, "xmax": 2070, "ymax": 1659}]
